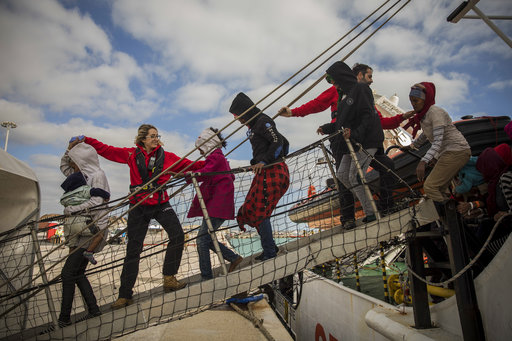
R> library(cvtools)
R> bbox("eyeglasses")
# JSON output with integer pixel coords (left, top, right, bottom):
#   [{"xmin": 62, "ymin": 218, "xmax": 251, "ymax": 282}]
[
  {"xmin": 146, "ymin": 134, "xmax": 161, "ymax": 139},
  {"xmin": 326, "ymin": 74, "xmax": 334, "ymax": 84}
]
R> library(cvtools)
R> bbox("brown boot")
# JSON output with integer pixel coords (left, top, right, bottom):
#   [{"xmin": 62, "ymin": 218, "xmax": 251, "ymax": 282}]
[
  {"xmin": 111, "ymin": 297, "xmax": 133, "ymax": 310},
  {"xmin": 163, "ymin": 275, "xmax": 186, "ymax": 292},
  {"xmin": 228, "ymin": 256, "xmax": 243, "ymax": 273}
]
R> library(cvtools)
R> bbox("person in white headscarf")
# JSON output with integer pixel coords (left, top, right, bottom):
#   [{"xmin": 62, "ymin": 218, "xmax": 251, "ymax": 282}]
[
  {"xmin": 56, "ymin": 139, "xmax": 111, "ymax": 328},
  {"xmin": 186, "ymin": 127, "xmax": 242, "ymax": 280}
]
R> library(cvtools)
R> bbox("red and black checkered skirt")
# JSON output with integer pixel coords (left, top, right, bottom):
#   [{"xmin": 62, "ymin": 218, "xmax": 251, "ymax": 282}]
[{"xmin": 237, "ymin": 162, "xmax": 290, "ymax": 231}]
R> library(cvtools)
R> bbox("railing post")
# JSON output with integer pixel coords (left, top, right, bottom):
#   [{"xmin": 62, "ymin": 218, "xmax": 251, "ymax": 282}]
[
  {"xmin": 320, "ymin": 141, "xmax": 341, "ymax": 194},
  {"xmin": 335, "ymin": 258, "xmax": 341, "ymax": 283},
  {"xmin": 30, "ymin": 222, "xmax": 59, "ymax": 327},
  {"xmin": 354, "ymin": 253, "xmax": 361, "ymax": 292},
  {"xmin": 344, "ymin": 134, "xmax": 380, "ymax": 220},
  {"xmin": 407, "ymin": 226, "xmax": 432, "ymax": 328},
  {"xmin": 190, "ymin": 174, "xmax": 229, "ymax": 276},
  {"xmin": 444, "ymin": 199, "xmax": 486, "ymax": 340},
  {"xmin": 380, "ymin": 242, "xmax": 390, "ymax": 303}
]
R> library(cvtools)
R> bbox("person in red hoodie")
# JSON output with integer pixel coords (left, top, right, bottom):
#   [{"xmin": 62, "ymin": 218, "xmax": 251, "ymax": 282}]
[{"xmin": 75, "ymin": 124, "xmax": 205, "ymax": 309}]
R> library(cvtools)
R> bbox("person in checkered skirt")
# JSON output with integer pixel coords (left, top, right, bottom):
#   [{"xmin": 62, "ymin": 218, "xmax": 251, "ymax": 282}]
[{"xmin": 230, "ymin": 92, "xmax": 290, "ymax": 260}]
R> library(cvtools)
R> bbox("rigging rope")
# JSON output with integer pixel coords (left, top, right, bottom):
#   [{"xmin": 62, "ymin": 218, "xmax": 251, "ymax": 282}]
[{"xmin": 225, "ymin": 0, "xmax": 411, "ymax": 157}]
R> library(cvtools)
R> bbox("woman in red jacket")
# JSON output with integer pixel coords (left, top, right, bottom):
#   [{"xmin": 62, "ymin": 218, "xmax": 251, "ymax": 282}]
[{"xmin": 77, "ymin": 124, "xmax": 205, "ymax": 309}]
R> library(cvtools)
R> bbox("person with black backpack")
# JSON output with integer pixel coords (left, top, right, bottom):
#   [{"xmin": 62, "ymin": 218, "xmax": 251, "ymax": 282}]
[{"xmin": 74, "ymin": 124, "xmax": 205, "ymax": 309}]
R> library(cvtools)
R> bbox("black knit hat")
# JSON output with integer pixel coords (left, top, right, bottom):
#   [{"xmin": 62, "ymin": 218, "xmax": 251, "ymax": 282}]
[
  {"xmin": 326, "ymin": 61, "xmax": 356, "ymax": 92},
  {"xmin": 229, "ymin": 92, "xmax": 261, "ymax": 121}
]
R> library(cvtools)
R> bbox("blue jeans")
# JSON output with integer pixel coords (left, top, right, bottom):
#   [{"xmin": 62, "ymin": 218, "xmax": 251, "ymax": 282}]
[
  {"xmin": 258, "ymin": 218, "xmax": 277, "ymax": 259},
  {"xmin": 197, "ymin": 217, "xmax": 239, "ymax": 279}
]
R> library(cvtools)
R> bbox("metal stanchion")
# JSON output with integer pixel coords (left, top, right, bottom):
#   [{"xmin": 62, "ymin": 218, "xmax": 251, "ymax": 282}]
[
  {"xmin": 191, "ymin": 174, "xmax": 228, "ymax": 276},
  {"xmin": 380, "ymin": 242, "xmax": 390, "ymax": 303},
  {"xmin": 407, "ymin": 232, "xmax": 432, "ymax": 328},
  {"xmin": 320, "ymin": 141, "xmax": 341, "ymax": 194},
  {"xmin": 343, "ymin": 131, "xmax": 380, "ymax": 220},
  {"xmin": 335, "ymin": 258, "xmax": 341, "ymax": 283},
  {"xmin": 354, "ymin": 254, "xmax": 361, "ymax": 292},
  {"xmin": 444, "ymin": 200, "xmax": 485, "ymax": 340}
]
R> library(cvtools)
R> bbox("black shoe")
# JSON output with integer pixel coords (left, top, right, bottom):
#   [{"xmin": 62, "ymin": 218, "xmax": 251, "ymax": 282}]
[
  {"xmin": 342, "ymin": 219, "xmax": 356, "ymax": 230},
  {"xmin": 39, "ymin": 324, "xmax": 56, "ymax": 335},
  {"xmin": 40, "ymin": 319, "xmax": 71, "ymax": 334},
  {"xmin": 58, "ymin": 319, "xmax": 72, "ymax": 328},
  {"xmin": 76, "ymin": 310, "xmax": 102, "ymax": 323},
  {"xmin": 255, "ymin": 245, "xmax": 279, "ymax": 260},
  {"xmin": 380, "ymin": 203, "xmax": 396, "ymax": 216},
  {"xmin": 362, "ymin": 214, "xmax": 377, "ymax": 223}
]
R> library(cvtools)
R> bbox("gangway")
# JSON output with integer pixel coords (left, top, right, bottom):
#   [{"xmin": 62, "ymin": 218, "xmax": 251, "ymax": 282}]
[{"xmin": 24, "ymin": 199, "xmax": 438, "ymax": 340}]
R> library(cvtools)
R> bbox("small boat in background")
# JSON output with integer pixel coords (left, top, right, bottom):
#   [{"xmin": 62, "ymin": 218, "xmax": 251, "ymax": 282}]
[{"xmin": 288, "ymin": 115, "xmax": 512, "ymax": 225}]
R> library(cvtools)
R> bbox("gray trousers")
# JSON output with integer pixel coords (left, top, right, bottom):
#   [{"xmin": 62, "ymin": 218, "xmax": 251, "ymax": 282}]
[{"xmin": 337, "ymin": 148, "xmax": 377, "ymax": 216}]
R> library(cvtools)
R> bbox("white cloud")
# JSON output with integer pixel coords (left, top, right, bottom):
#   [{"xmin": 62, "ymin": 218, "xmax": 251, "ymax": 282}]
[
  {"xmin": 489, "ymin": 79, "xmax": 512, "ymax": 90},
  {"xmin": 173, "ymin": 83, "xmax": 227, "ymax": 113},
  {"xmin": 0, "ymin": 0, "xmax": 153, "ymax": 123},
  {"xmin": 373, "ymin": 69, "xmax": 470, "ymax": 112},
  {"xmin": 112, "ymin": 0, "xmax": 347, "ymax": 85}
]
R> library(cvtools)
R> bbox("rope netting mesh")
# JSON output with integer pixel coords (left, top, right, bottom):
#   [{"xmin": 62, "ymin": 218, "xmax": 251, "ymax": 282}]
[{"xmin": 0, "ymin": 135, "xmax": 422, "ymax": 340}]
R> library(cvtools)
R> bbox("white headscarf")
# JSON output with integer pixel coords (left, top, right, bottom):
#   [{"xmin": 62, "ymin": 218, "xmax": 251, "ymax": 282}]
[{"xmin": 196, "ymin": 128, "xmax": 222, "ymax": 157}]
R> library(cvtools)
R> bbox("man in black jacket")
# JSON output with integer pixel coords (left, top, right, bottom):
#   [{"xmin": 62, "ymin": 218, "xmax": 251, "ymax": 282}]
[{"xmin": 318, "ymin": 61, "xmax": 384, "ymax": 225}]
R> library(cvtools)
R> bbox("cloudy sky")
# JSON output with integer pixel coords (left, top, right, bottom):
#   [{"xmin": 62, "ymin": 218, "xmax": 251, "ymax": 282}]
[{"xmin": 1, "ymin": 0, "xmax": 511, "ymax": 214}]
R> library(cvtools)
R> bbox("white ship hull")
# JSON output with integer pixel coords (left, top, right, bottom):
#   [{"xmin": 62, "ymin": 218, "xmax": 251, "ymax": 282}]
[{"xmin": 273, "ymin": 233, "xmax": 512, "ymax": 340}]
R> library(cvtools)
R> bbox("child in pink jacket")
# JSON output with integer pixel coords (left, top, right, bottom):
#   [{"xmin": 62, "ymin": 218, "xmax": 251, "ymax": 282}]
[{"xmin": 187, "ymin": 128, "xmax": 243, "ymax": 280}]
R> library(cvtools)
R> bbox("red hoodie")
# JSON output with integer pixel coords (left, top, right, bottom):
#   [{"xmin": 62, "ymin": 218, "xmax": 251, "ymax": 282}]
[
  {"xmin": 291, "ymin": 85, "xmax": 405, "ymax": 129},
  {"xmin": 85, "ymin": 137, "xmax": 205, "ymax": 205}
]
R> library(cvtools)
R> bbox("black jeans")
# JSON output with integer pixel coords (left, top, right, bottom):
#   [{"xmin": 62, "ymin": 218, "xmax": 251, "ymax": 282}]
[
  {"xmin": 60, "ymin": 247, "xmax": 98, "ymax": 322},
  {"xmin": 370, "ymin": 151, "xmax": 396, "ymax": 211},
  {"xmin": 119, "ymin": 202, "xmax": 184, "ymax": 299}
]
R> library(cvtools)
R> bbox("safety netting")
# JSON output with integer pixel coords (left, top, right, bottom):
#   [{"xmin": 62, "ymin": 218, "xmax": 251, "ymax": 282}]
[{"xmin": 0, "ymin": 129, "xmax": 429, "ymax": 340}]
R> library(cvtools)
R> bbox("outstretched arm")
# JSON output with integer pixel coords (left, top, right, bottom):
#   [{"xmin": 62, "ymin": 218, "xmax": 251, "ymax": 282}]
[
  {"xmin": 288, "ymin": 86, "xmax": 338, "ymax": 118},
  {"xmin": 84, "ymin": 137, "xmax": 132, "ymax": 164}
]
